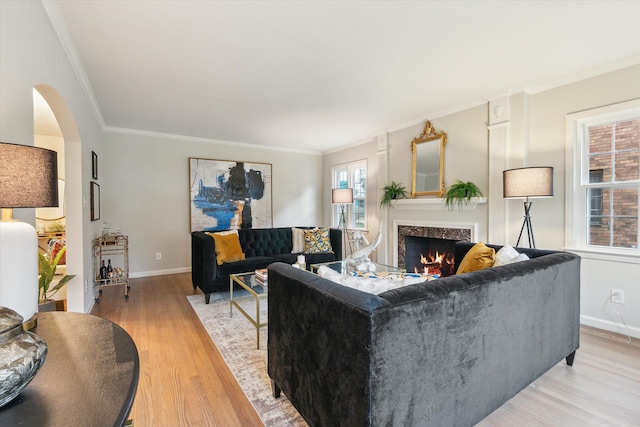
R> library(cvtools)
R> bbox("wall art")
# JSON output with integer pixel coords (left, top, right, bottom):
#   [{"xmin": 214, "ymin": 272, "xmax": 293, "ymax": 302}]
[
  {"xmin": 90, "ymin": 181, "xmax": 100, "ymax": 221},
  {"xmin": 92, "ymin": 151, "xmax": 98, "ymax": 180},
  {"xmin": 189, "ymin": 158, "xmax": 272, "ymax": 232}
]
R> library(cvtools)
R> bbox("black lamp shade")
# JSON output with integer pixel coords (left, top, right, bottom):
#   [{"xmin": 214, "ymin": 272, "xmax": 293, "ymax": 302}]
[{"xmin": 0, "ymin": 142, "xmax": 59, "ymax": 208}]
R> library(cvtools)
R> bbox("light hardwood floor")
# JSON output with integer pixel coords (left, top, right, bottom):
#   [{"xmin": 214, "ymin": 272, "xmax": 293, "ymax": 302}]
[{"xmin": 91, "ymin": 273, "xmax": 640, "ymax": 427}]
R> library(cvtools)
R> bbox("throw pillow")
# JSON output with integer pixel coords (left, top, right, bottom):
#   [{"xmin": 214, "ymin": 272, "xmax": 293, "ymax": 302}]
[
  {"xmin": 291, "ymin": 227, "xmax": 305, "ymax": 253},
  {"xmin": 303, "ymin": 227, "xmax": 333, "ymax": 254},
  {"xmin": 456, "ymin": 242, "xmax": 495, "ymax": 274},
  {"xmin": 209, "ymin": 231, "xmax": 246, "ymax": 265},
  {"xmin": 494, "ymin": 245, "xmax": 530, "ymax": 267}
]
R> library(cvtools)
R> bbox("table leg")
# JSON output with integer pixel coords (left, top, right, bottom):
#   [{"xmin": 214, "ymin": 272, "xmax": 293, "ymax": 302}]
[
  {"xmin": 255, "ymin": 295, "xmax": 260, "ymax": 349},
  {"xmin": 229, "ymin": 277, "xmax": 234, "ymax": 318}
]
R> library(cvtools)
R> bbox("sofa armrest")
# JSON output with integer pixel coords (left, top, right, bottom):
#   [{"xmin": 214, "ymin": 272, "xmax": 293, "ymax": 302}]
[
  {"xmin": 191, "ymin": 231, "xmax": 218, "ymax": 289},
  {"xmin": 267, "ymin": 262, "xmax": 386, "ymax": 426},
  {"xmin": 329, "ymin": 228, "xmax": 343, "ymax": 261}
]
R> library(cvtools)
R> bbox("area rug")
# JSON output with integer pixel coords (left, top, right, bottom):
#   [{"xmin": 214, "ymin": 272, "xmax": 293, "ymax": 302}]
[{"xmin": 186, "ymin": 293, "xmax": 307, "ymax": 426}]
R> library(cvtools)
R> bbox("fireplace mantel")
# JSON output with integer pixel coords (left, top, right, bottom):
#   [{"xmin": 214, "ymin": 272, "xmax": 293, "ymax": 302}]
[{"xmin": 391, "ymin": 197, "xmax": 486, "ymax": 210}]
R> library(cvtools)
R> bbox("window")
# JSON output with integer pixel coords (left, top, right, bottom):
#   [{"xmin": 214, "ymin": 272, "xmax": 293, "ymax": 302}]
[
  {"xmin": 567, "ymin": 100, "xmax": 640, "ymax": 252},
  {"xmin": 332, "ymin": 160, "xmax": 367, "ymax": 229}
]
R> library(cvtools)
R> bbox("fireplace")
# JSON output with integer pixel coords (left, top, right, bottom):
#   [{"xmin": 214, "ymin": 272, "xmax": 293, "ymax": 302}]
[
  {"xmin": 405, "ymin": 236, "xmax": 457, "ymax": 277},
  {"xmin": 394, "ymin": 221, "xmax": 476, "ymax": 276}
]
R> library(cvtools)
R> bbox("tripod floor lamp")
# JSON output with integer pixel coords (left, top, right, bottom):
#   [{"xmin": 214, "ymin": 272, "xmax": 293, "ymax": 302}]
[
  {"xmin": 332, "ymin": 188, "xmax": 353, "ymax": 229},
  {"xmin": 332, "ymin": 188, "xmax": 353, "ymax": 256},
  {"xmin": 503, "ymin": 167, "xmax": 553, "ymax": 248}
]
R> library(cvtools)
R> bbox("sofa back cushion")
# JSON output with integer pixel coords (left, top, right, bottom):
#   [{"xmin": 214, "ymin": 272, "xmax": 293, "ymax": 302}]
[{"xmin": 239, "ymin": 227, "xmax": 293, "ymax": 257}]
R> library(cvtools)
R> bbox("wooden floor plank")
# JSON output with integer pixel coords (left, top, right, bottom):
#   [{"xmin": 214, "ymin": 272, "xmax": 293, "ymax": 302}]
[{"xmin": 91, "ymin": 273, "xmax": 640, "ymax": 427}]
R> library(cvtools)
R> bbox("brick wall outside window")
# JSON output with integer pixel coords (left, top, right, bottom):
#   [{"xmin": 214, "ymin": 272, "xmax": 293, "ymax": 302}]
[{"xmin": 588, "ymin": 119, "xmax": 640, "ymax": 247}]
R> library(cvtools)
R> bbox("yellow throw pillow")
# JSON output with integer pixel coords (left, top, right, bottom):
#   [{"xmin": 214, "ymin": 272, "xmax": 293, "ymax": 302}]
[
  {"xmin": 210, "ymin": 231, "xmax": 246, "ymax": 265},
  {"xmin": 456, "ymin": 242, "xmax": 495, "ymax": 274},
  {"xmin": 303, "ymin": 227, "xmax": 334, "ymax": 254}
]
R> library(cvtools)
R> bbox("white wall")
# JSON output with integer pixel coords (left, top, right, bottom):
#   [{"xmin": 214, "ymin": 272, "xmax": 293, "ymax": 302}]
[
  {"xmin": 101, "ymin": 131, "xmax": 323, "ymax": 276},
  {"xmin": 0, "ymin": 1, "xmax": 103, "ymax": 314},
  {"xmin": 529, "ymin": 64, "xmax": 640, "ymax": 337}
]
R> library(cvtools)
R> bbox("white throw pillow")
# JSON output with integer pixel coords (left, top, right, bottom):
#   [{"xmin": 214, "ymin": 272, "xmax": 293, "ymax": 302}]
[
  {"xmin": 291, "ymin": 227, "xmax": 306, "ymax": 253},
  {"xmin": 493, "ymin": 245, "xmax": 530, "ymax": 267},
  {"xmin": 317, "ymin": 266, "xmax": 425, "ymax": 295}
]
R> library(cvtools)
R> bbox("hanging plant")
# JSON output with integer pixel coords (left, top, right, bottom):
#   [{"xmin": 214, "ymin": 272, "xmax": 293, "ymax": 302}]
[{"xmin": 444, "ymin": 180, "xmax": 484, "ymax": 210}]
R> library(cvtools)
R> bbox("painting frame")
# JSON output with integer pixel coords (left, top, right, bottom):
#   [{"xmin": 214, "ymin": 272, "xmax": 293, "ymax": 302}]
[
  {"xmin": 92, "ymin": 151, "xmax": 98, "ymax": 180},
  {"xmin": 189, "ymin": 158, "xmax": 272, "ymax": 232},
  {"xmin": 90, "ymin": 182, "xmax": 100, "ymax": 221}
]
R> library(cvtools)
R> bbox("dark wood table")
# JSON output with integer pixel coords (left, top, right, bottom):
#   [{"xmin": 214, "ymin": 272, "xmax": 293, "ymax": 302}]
[{"xmin": 0, "ymin": 312, "xmax": 139, "ymax": 426}]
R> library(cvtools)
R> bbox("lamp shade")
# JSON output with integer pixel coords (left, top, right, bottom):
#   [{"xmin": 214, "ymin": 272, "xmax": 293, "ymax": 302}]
[
  {"xmin": 503, "ymin": 167, "xmax": 554, "ymax": 199},
  {"xmin": 332, "ymin": 188, "xmax": 353, "ymax": 204},
  {"xmin": 0, "ymin": 142, "xmax": 59, "ymax": 208}
]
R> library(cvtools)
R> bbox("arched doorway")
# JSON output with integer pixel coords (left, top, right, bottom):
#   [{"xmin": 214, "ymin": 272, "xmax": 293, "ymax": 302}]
[{"xmin": 34, "ymin": 85, "xmax": 86, "ymax": 313}]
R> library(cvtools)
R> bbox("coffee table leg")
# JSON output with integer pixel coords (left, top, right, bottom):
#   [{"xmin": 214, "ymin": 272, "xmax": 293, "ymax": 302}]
[
  {"xmin": 255, "ymin": 296, "xmax": 260, "ymax": 349},
  {"xmin": 229, "ymin": 277, "xmax": 234, "ymax": 318}
]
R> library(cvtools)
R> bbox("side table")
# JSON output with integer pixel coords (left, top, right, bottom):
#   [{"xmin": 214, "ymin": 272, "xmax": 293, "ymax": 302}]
[{"xmin": 0, "ymin": 312, "xmax": 139, "ymax": 426}]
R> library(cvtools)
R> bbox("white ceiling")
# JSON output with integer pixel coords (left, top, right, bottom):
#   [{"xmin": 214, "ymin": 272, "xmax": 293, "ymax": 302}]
[{"xmin": 47, "ymin": 0, "xmax": 640, "ymax": 153}]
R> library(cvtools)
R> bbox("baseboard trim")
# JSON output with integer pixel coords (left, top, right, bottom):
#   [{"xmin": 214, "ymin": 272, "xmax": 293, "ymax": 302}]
[
  {"xmin": 130, "ymin": 267, "xmax": 191, "ymax": 279},
  {"xmin": 581, "ymin": 315, "xmax": 640, "ymax": 339}
]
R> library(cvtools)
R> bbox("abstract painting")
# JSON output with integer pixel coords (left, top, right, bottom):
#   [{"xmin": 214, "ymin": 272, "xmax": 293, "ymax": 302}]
[{"xmin": 189, "ymin": 158, "xmax": 272, "ymax": 232}]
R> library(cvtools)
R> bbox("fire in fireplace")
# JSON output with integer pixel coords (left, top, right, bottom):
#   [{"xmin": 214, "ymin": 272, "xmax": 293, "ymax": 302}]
[{"xmin": 405, "ymin": 236, "xmax": 457, "ymax": 277}]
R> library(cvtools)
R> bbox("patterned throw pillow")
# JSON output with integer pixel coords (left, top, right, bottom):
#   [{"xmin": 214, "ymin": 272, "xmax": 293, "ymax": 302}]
[{"xmin": 303, "ymin": 228, "xmax": 333, "ymax": 254}]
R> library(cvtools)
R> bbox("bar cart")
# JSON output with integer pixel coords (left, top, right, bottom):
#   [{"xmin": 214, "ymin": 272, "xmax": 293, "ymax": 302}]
[{"xmin": 93, "ymin": 235, "xmax": 129, "ymax": 302}]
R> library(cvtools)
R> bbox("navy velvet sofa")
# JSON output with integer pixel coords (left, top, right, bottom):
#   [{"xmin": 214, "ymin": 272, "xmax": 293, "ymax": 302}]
[
  {"xmin": 191, "ymin": 227, "xmax": 342, "ymax": 303},
  {"xmin": 267, "ymin": 242, "xmax": 580, "ymax": 426}
]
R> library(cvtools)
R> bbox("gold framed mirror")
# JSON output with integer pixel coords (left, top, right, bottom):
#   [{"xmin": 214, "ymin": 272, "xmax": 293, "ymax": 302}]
[{"xmin": 411, "ymin": 121, "xmax": 447, "ymax": 197}]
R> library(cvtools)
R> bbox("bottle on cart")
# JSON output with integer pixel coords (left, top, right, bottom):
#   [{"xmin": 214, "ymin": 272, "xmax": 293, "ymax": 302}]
[
  {"xmin": 100, "ymin": 260, "xmax": 107, "ymax": 280},
  {"xmin": 107, "ymin": 259, "xmax": 113, "ymax": 278}
]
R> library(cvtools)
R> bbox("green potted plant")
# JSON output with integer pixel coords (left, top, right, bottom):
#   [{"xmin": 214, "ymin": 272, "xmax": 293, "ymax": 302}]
[
  {"xmin": 380, "ymin": 181, "xmax": 409, "ymax": 208},
  {"xmin": 444, "ymin": 180, "xmax": 484, "ymax": 210},
  {"xmin": 38, "ymin": 246, "xmax": 75, "ymax": 311}
]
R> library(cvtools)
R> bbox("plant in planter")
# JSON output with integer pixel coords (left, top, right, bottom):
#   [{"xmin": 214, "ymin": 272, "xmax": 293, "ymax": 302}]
[
  {"xmin": 444, "ymin": 180, "xmax": 484, "ymax": 210},
  {"xmin": 380, "ymin": 181, "xmax": 409, "ymax": 208},
  {"xmin": 38, "ymin": 246, "xmax": 75, "ymax": 310}
]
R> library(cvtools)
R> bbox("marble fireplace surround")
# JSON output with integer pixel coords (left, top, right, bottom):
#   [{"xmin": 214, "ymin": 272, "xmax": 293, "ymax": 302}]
[{"xmin": 393, "ymin": 220, "xmax": 478, "ymax": 269}]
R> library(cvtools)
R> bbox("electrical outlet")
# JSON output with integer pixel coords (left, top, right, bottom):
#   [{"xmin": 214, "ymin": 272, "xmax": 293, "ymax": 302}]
[
  {"xmin": 155, "ymin": 252, "xmax": 162, "ymax": 261},
  {"xmin": 85, "ymin": 279, "xmax": 89, "ymax": 292},
  {"xmin": 611, "ymin": 288, "xmax": 624, "ymax": 304}
]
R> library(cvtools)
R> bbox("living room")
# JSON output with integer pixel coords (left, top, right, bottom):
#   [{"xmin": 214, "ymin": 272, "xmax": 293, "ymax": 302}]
[{"xmin": 1, "ymin": 1, "xmax": 640, "ymax": 425}]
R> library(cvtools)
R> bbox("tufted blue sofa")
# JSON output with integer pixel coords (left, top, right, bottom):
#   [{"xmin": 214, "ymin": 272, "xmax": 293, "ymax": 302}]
[
  {"xmin": 191, "ymin": 227, "xmax": 342, "ymax": 303},
  {"xmin": 267, "ymin": 241, "xmax": 580, "ymax": 426}
]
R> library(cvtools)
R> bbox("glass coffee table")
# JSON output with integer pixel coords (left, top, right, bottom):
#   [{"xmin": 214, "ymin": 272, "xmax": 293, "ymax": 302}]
[
  {"xmin": 229, "ymin": 272, "xmax": 268, "ymax": 349},
  {"xmin": 310, "ymin": 260, "xmax": 405, "ymax": 275}
]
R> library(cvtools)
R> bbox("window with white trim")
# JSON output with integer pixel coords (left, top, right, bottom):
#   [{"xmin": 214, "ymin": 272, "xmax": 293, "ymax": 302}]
[
  {"xmin": 331, "ymin": 160, "xmax": 366, "ymax": 229},
  {"xmin": 567, "ymin": 100, "xmax": 640, "ymax": 251}
]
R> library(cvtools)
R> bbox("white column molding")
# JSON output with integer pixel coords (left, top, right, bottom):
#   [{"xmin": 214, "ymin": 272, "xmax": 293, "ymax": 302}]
[
  {"xmin": 485, "ymin": 91, "xmax": 511, "ymax": 245},
  {"xmin": 375, "ymin": 132, "xmax": 389, "ymax": 263}
]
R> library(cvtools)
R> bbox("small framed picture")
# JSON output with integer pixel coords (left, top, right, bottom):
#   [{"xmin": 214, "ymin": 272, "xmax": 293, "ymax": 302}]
[
  {"xmin": 92, "ymin": 151, "xmax": 98, "ymax": 179},
  {"xmin": 90, "ymin": 182, "xmax": 100, "ymax": 221}
]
